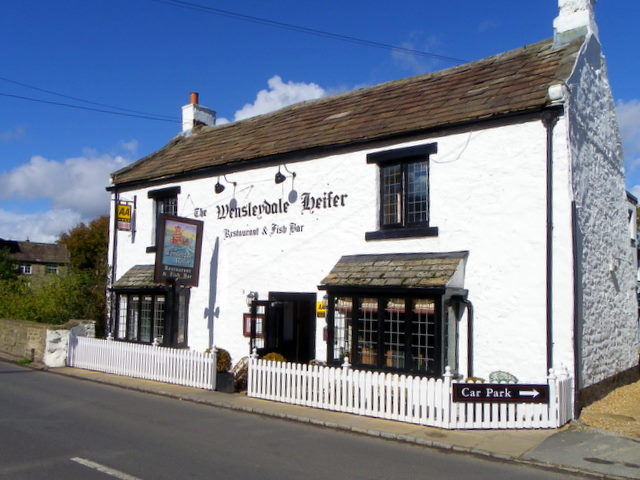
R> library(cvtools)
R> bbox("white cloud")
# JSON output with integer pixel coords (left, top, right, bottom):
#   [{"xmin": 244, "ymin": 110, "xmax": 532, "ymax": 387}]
[
  {"xmin": 119, "ymin": 139, "xmax": 139, "ymax": 156},
  {"xmin": 392, "ymin": 34, "xmax": 443, "ymax": 75},
  {"xmin": 233, "ymin": 75, "xmax": 326, "ymax": 121},
  {"xmin": 0, "ymin": 151, "xmax": 131, "ymax": 242},
  {"xmin": 0, "ymin": 208, "xmax": 82, "ymax": 243},
  {"xmin": 0, "ymin": 126, "xmax": 26, "ymax": 142}
]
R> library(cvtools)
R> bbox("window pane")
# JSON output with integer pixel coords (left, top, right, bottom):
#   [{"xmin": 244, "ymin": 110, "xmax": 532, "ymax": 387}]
[
  {"xmin": 334, "ymin": 297, "xmax": 352, "ymax": 362},
  {"xmin": 127, "ymin": 295, "xmax": 139, "ymax": 340},
  {"xmin": 406, "ymin": 161, "xmax": 428, "ymax": 224},
  {"xmin": 159, "ymin": 196, "xmax": 178, "ymax": 216},
  {"xmin": 411, "ymin": 299, "xmax": 435, "ymax": 372},
  {"xmin": 358, "ymin": 297, "xmax": 378, "ymax": 365},
  {"xmin": 140, "ymin": 296, "xmax": 153, "ymax": 342},
  {"xmin": 381, "ymin": 165, "xmax": 402, "ymax": 226},
  {"xmin": 154, "ymin": 296, "xmax": 165, "ymax": 343},
  {"xmin": 252, "ymin": 304, "xmax": 265, "ymax": 350},
  {"xmin": 117, "ymin": 295, "xmax": 128, "ymax": 339},
  {"xmin": 384, "ymin": 298, "xmax": 405, "ymax": 368}
]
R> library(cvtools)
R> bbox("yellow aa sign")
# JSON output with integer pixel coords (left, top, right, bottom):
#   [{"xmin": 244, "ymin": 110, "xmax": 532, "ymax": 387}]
[{"xmin": 117, "ymin": 204, "xmax": 132, "ymax": 222}]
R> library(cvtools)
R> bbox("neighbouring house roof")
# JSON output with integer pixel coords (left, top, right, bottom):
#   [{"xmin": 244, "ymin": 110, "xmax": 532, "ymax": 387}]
[
  {"xmin": 319, "ymin": 252, "xmax": 468, "ymax": 289},
  {"xmin": 112, "ymin": 265, "xmax": 165, "ymax": 290},
  {"xmin": 111, "ymin": 37, "xmax": 582, "ymax": 188},
  {"xmin": 0, "ymin": 239, "xmax": 70, "ymax": 265}
]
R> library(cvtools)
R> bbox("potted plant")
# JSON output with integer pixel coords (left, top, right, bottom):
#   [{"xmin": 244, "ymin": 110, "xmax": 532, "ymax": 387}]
[{"xmin": 213, "ymin": 347, "xmax": 235, "ymax": 393}]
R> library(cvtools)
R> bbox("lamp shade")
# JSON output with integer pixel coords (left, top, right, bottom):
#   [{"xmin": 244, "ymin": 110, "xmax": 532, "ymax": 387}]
[{"xmin": 275, "ymin": 171, "xmax": 286, "ymax": 184}]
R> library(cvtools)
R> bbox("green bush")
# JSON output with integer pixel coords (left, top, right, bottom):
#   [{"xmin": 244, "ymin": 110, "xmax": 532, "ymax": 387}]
[{"xmin": 0, "ymin": 272, "xmax": 103, "ymax": 326}]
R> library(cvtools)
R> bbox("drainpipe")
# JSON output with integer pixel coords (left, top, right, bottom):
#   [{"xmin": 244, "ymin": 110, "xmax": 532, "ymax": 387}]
[
  {"xmin": 542, "ymin": 109, "xmax": 560, "ymax": 373},
  {"xmin": 461, "ymin": 298, "xmax": 474, "ymax": 378},
  {"xmin": 571, "ymin": 200, "xmax": 583, "ymax": 415},
  {"xmin": 452, "ymin": 295, "xmax": 474, "ymax": 378}
]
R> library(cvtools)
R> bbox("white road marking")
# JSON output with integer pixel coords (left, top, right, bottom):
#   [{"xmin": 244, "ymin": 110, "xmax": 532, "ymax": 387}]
[{"xmin": 70, "ymin": 457, "xmax": 143, "ymax": 480}]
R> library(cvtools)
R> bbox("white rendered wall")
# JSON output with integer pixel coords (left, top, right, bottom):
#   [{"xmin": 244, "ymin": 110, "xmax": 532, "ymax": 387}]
[
  {"xmin": 110, "ymin": 117, "xmax": 576, "ymax": 382},
  {"xmin": 565, "ymin": 35, "xmax": 639, "ymax": 389}
]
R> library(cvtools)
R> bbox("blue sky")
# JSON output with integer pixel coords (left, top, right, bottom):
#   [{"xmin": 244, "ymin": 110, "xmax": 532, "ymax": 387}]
[{"xmin": 1, "ymin": 0, "xmax": 639, "ymax": 242}]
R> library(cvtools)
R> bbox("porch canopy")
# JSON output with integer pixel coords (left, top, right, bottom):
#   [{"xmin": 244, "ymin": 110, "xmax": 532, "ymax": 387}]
[
  {"xmin": 319, "ymin": 251, "xmax": 468, "ymax": 291},
  {"xmin": 112, "ymin": 264, "xmax": 165, "ymax": 290}
]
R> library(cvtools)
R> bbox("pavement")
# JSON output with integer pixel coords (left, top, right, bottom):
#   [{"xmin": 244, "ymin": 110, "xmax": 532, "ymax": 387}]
[{"xmin": 6, "ymin": 357, "xmax": 640, "ymax": 479}]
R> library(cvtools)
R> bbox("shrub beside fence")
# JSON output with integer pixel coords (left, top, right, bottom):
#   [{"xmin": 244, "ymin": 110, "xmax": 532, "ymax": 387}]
[
  {"xmin": 247, "ymin": 354, "xmax": 573, "ymax": 430},
  {"xmin": 67, "ymin": 336, "xmax": 216, "ymax": 390}
]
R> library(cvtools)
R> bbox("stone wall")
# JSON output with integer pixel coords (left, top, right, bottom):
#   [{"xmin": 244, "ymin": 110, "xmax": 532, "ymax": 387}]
[
  {"xmin": 566, "ymin": 35, "xmax": 640, "ymax": 389},
  {"xmin": 0, "ymin": 318, "xmax": 95, "ymax": 367}
]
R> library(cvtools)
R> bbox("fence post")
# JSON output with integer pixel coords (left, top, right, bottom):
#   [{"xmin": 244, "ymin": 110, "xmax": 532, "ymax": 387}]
[
  {"xmin": 547, "ymin": 368, "xmax": 558, "ymax": 427},
  {"xmin": 442, "ymin": 366, "xmax": 453, "ymax": 428},
  {"xmin": 341, "ymin": 356, "xmax": 351, "ymax": 370},
  {"xmin": 248, "ymin": 348, "xmax": 258, "ymax": 395}
]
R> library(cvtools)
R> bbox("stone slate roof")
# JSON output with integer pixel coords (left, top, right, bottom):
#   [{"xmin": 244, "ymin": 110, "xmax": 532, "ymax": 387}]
[
  {"xmin": 320, "ymin": 252, "xmax": 468, "ymax": 289},
  {"xmin": 0, "ymin": 239, "xmax": 70, "ymax": 265},
  {"xmin": 111, "ymin": 37, "xmax": 582, "ymax": 187},
  {"xmin": 112, "ymin": 265, "xmax": 165, "ymax": 289}
]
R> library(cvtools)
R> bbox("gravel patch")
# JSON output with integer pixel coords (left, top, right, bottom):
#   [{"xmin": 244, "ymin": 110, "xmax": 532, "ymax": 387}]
[{"xmin": 579, "ymin": 379, "xmax": 640, "ymax": 438}]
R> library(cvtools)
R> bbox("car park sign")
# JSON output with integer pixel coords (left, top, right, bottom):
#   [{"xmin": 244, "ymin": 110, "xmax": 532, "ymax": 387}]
[{"xmin": 452, "ymin": 383, "xmax": 549, "ymax": 404}]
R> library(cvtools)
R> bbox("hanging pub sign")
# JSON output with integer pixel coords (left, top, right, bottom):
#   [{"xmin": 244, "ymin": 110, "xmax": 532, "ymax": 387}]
[
  {"xmin": 116, "ymin": 202, "xmax": 133, "ymax": 231},
  {"xmin": 154, "ymin": 215, "xmax": 204, "ymax": 287}
]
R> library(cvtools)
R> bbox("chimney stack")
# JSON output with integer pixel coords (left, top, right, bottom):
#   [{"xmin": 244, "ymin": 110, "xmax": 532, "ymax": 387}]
[
  {"xmin": 553, "ymin": 0, "xmax": 599, "ymax": 48},
  {"xmin": 182, "ymin": 92, "xmax": 216, "ymax": 134}
]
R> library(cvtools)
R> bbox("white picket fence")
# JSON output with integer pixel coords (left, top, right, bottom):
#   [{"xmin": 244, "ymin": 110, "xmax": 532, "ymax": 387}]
[
  {"xmin": 247, "ymin": 356, "xmax": 573, "ymax": 429},
  {"xmin": 67, "ymin": 336, "xmax": 217, "ymax": 390}
]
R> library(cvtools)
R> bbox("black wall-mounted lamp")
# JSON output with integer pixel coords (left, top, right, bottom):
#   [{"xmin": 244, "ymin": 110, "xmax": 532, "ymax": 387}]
[
  {"xmin": 215, "ymin": 175, "xmax": 236, "ymax": 194},
  {"xmin": 275, "ymin": 165, "xmax": 296, "ymax": 184}
]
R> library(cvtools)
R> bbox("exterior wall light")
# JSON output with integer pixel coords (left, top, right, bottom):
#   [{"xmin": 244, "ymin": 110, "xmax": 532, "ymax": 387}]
[
  {"xmin": 275, "ymin": 165, "xmax": 296, "ymax": 184},
  {"xmin": 246, "ymin": 291, "xmax": 258, "ymax": 307},
  {"xmin": 214, "ymin": 177, "xmax": 225, "ymax": 194},
  {"xmin": 215, "ymin": 175, "xmax": 237, "ymax": 194}
]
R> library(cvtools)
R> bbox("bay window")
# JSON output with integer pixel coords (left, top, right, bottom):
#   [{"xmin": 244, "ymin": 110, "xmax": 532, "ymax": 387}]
[
  {"xmin": 114, "ymin": 288, "xmax": 188, "ymax": 347},
  {"xmin": 327, "ymin": 293, "xmax": 443, "ymax": 376}
]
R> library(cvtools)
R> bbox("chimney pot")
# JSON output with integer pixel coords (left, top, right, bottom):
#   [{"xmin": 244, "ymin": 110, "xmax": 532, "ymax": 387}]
[{"xmin": 190, "ymin": 92, "xmax": 199, "ymax": 105}]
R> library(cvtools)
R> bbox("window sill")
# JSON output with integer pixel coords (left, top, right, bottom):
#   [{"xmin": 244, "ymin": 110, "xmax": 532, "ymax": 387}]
[{"xmin": 365, "ymin": 226, "xmax": 438, "ymax": 241}]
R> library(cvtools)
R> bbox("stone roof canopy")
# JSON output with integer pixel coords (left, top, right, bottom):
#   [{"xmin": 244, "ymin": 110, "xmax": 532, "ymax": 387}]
[
  {"xmin": 111, "ymin": 38, "xmax": 582, "ymax": 187},
  {"xmin": 112, "ymin": 265, "xmax": 165, "ymax": 290},
  {"xmin": 320, "ymin": 252, "xmax": 468, "ymax": 290}
]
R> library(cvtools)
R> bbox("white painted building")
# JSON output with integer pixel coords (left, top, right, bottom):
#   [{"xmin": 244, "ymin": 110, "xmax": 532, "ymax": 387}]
[{"xmin": 107, "ymin": 1, "xmax": 638, "ymax": 407}]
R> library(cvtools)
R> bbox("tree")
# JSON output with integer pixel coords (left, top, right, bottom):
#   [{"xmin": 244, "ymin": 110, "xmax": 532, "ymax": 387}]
[
  {"xmin": 58, "ymin": 215, "xmax": 110, "ymax": 334},
  {"xmin": 59, "ymin": 216, "xmax": 109, "ymax": 278}
]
